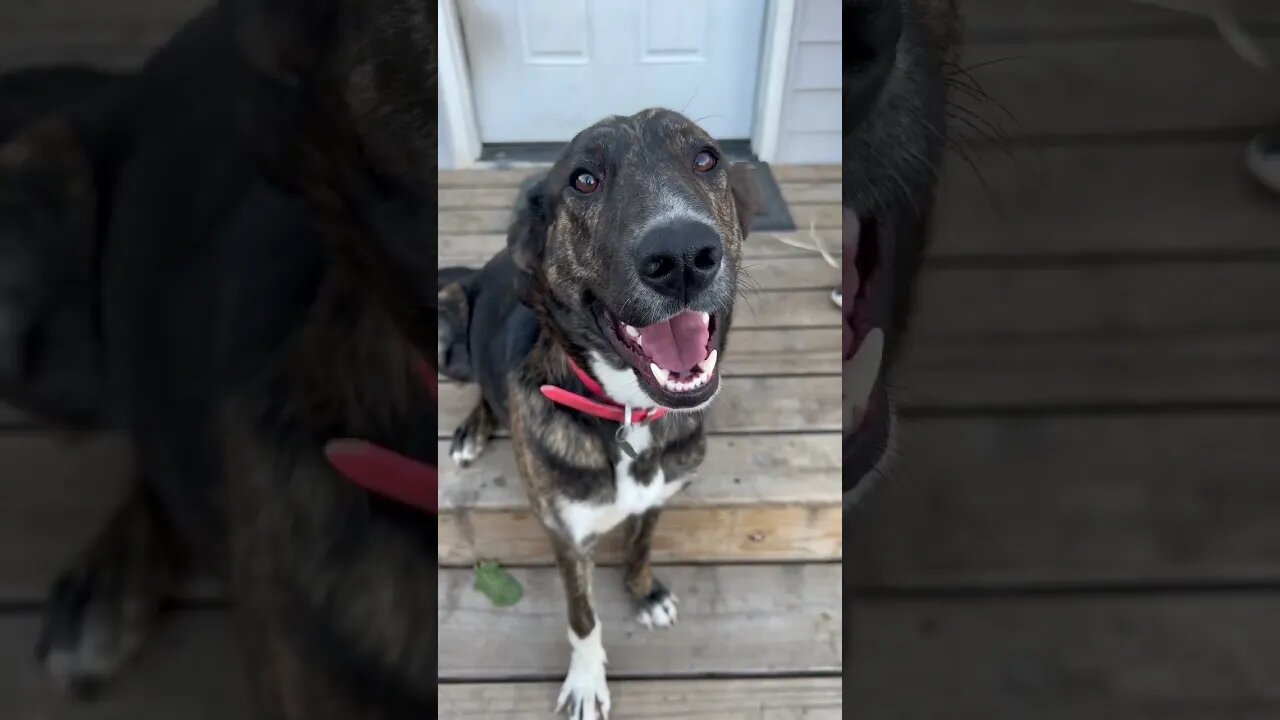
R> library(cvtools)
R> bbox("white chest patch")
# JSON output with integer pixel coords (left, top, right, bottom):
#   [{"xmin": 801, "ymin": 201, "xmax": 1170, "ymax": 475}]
[
  {"xmin": 558, "ymin": 421, "xmax": 687, "ymax": 547},
  {"xmin": 588, "ymin": 351, "xmax": 655, "ymax": 409}
]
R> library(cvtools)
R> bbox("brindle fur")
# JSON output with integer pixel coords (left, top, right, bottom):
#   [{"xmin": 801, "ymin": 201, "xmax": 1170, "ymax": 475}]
[{"xmin": 3, "ymin": 1, "xmax": 442, "ymax": 717}]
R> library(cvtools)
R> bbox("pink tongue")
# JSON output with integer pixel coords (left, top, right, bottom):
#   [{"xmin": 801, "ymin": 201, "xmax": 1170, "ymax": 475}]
[{"xmin": 636, "ymin": 311, "xmax": 710, "ymax": 373}]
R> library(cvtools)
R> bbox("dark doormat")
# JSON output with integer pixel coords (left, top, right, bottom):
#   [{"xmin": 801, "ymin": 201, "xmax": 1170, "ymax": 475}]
[{"xmin": 479, "ymin": 140, "xmax": 797, "ymax": 233}]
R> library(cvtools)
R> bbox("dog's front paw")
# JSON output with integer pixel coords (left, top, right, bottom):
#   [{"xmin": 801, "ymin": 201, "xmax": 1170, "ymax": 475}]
[
  {"xmin": 449, "ymin": 424, "xmax": 485, "ymax": 467},
  {"xmin": 636, "ymin": 585, "xmax": 679, "ymax": 630},
  {"xmin": 556, "ymin": 651, "xmax": 611, "ymax": 719}
]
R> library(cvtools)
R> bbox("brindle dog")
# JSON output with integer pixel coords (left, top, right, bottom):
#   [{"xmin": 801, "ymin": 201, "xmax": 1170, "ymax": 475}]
[
  {"xmin": 6, "ymin": 1, "xmax": 442, "ymax": 717},
  {"xmin": 844, "ymin": 0, "xmax": 960, "ymax": 507},
  {"xmin": 439, "ymin": 108, "xmax": 759, "ymax": 719}
]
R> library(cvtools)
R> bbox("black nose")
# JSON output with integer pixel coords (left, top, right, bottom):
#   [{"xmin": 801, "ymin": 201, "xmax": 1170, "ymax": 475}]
[
  {"xmin": 845, "ymin": 0, "xmax": 903, "ymax": 127},
  {"xmin": 633, "ymin": 220, "xmax": 723, "ymax": 302}
]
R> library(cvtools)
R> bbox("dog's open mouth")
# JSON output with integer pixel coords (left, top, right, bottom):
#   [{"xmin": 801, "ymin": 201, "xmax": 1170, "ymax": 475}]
[
  {"xmin": 844, "ymin": 210, "xmax": 885, "ymax": 430},
  {"xmin": 845, "ymin": 208, "xmax": 893, "ymax": 498},
  {"xmin": 599, "ymin": 308, "xmax": 722, "ymax": 407}
]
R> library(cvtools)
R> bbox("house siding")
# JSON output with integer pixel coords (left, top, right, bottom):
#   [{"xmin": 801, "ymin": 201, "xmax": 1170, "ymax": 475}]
[{"xmin": 774, "ymin": 0, "xmax": 841, "ymax": 164}]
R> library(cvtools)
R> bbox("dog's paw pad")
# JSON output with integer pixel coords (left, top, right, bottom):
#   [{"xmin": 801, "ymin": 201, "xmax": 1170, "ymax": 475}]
[
  {"xmin": 636, "ymin": 589, "xmax": 679, "ymax": 630},
  {"xmin": 555, "ymin": 660, "xmax": 611, "ymax": 720}
]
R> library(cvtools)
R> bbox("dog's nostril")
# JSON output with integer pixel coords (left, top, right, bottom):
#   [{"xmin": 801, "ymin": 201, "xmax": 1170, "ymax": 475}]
[
  {"xmin": 643, "ymin": 255, "xmax": 676, "ymax": 280},
  {"xmin": 633, "ymin": 220, "xmax": 723, "ymax": 300},
  {"xmin": 693, "ymin": 246, "xmax": 719, "ymax": 271}
]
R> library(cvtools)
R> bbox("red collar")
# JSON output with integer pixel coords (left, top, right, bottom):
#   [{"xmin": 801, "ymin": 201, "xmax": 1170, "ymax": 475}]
[
  {"xmin": 539, "ymin": 357, "xmax": 668, "ymax": 425},
  {"xmin": 323, "ymin": 355, "xmax": 438, "ymax": 514}
]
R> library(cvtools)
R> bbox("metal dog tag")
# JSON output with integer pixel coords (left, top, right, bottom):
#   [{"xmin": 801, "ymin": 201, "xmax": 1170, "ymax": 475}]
[
  {"xmin": 616, "ymin": 406, "xmax": 640, "ymax": 460},
  {"xmin": 616, "ymin": 425, "xmax": 639, "ymax": 460}
]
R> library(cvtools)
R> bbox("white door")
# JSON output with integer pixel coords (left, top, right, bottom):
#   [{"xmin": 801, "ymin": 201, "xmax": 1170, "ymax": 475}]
[{"xmin": 459, "ymin": 0, "xmax": 767, "ymax": 143}]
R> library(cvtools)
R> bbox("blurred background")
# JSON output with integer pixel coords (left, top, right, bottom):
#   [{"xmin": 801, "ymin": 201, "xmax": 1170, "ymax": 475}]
[{"xmin": 851, "ymin": 1, "xmax": 1280, "ymax": 719}]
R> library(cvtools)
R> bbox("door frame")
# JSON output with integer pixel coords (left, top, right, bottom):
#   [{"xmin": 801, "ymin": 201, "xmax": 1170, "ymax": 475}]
[{"xmin": 438, "ymin": 0, "xmax": 797, "ymax": 169}]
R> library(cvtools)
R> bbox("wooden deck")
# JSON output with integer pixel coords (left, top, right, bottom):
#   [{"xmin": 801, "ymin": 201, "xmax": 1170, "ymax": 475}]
[{"xmin": 2, "ymin": 0, "xmax": 1280, "ymax": 717}]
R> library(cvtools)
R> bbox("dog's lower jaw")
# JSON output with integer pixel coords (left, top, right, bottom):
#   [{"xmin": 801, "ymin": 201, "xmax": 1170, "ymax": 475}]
[
  {"xmin": 557, "ymin": 621, "xmax": 611, "ymax": 720},
  {"xmin": 587, "ymin": 350, "xmax": 720, "ymax": 413}
]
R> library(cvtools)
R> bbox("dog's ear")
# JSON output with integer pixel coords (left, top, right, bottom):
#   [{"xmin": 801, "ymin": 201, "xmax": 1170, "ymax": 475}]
[
  {"xmin": 508, "ymin": 172, "xmax": 553, "ymax": 298},
  {"xmin": 728, "ymin": 162, "xmax": 763, "ymax": 239},
  {"xmin": 228, "ymin": 0, "xmax": 339, "ymax": 84}
]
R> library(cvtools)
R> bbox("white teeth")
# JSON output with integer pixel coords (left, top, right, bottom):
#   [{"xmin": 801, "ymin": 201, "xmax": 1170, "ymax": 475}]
[
  {"xmin": 844, "ymin": 328, "xmax": 884, "ymax": 429},
  {"xmin": 651, "ymin": 360, "xmax": 716, "ymax": 394},
  {"xmin": 650, "ymin": 363, "xmax": 670, "ymax": 384},
  {"xmin": 699, "ymin": 349, "xmax": 718, "ymax": 376},
  {"xmin": 700, "ymin": 312, "xmax": 710, "ymax": 326},
  {"xmin": 625, "ymin": 325, "xmax": 640, "ymax": 339}
]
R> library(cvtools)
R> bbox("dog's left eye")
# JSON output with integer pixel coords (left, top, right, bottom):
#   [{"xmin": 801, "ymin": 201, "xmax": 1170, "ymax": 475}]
[
  {"xmin": 693, "ymin": 150, "xmax": 717, "ymax": 173},
  {"xmin": 571, "ymin": 171, "xmax": 599, "ymax": 194}
]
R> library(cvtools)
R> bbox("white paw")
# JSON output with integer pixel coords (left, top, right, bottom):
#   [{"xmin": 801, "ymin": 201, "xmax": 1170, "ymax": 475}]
[
  {"xmin": 450, "ymin": 436, "xmax": 481, "ymax": 466},
  {"xmin": 637, "ymin": 591, "xmax": 679, "ymax": 630},
  {"xmin": 555, "ymin": 653, "xmax": 611, "ymax": 720}
]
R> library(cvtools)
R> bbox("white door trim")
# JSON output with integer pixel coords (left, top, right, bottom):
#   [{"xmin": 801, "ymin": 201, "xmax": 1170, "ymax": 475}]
[
  {"xmin": 438, "ymin": 0, "xmax": 793, "ymax": 168},
  {"xmin": 750, "ymin": 0, "xmax": 796, "ymax": 164},
  {"xmin": 439, "ymin": 0, "xmax": 482, "ymax": 169}
]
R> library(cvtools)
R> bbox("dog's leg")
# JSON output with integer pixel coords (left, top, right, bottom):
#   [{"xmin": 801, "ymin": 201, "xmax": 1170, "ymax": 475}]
[
  {"xmin": 622, "ymin": 509, "xmax": 678, "ymax": 630},
  {"xmin": 552, "ymin": 539, "xmax": 610, "ymax": 720},
  {"xmin": 35, "ymin": 484, "xmax": 179, "ymax": 698},
  {"xmin": 450, "ymin": 397, "xmax": 497, "ymax": 467}
]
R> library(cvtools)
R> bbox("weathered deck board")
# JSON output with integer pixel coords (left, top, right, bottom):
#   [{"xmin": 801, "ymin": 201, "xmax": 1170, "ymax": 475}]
[
  {"xmin": 438, "ymin": 375, "xmax": 840, "ymax": 439},
  {"xmin": 935, "ymin": 141, "xmax": 1280, "ymax": 256},
  {"xmin": 440, "ymin": 433, "xmax": 840, "ymax": 565},
  {"xmin": 915, "ymin": 262, "xmax": 1280, "ymax": 337},
  {"xmin": 438, "ymin": 181, "xmax": 839, "ymax": 209},
  {"xmin": 439, "ymin": 563, "xmax": 841, "ymax": 680},
  {"xmin": 958, "ymin": 36, "xmax": 1280, "ymax": 137},
  {"xmin": 3, "ymin": 610, "xmax": 839, "ymax": 718},
  {"xmin": 442, "ymin": 434, "xmax": 837, "ymax": 512},
  {"xmin": 851, "ymin": 591, "xmax": 1280, "ymax": 720},
  {"xmin": 852, "ymin": 413, "xmax": 1280, "ymax": 587},
  {"xmin": 442, "ymin": 501, "xmax": 840, "ymax": 566},
  {"xmin": 439, "ymin": 677, "xmax": 842, "ymax": 718},
  {"xmin": 899, "ymin": 330, "xmax": 1280, "ymax": 408},
  {"xmin": 440, "ymin": 165, "xmax": 840, "ymax": 188},
  {"xmin": 438, "ymin": 204, "xmax": 842, "ymax": 236},
  {"xmin": 440, "ymin": 229, "xmax": 845, "ymax": 261},
  {"xmin": 13, "ymin": 589, "xmax": 1280, "ymax": 718}
]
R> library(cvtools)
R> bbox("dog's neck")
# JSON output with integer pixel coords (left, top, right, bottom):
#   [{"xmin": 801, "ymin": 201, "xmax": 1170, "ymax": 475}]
[{"xmin": 584, "ymin": 351, "xmax": 661, "ymax": 410}]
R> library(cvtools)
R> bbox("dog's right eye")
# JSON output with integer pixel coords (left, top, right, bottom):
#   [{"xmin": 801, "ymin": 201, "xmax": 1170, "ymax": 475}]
[{"xmin": 571, "ymin": 171, "xmax": 599, "ymax": 194}]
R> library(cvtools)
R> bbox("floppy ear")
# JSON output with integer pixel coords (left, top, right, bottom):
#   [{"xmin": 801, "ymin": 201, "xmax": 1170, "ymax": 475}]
[
  {"xmin": 728, "ymin": 162, "xmax": 763, "ymax": 239},
  {"xmin": 507, "ymin": 172, "xmax": 553, "ymax": 300}
]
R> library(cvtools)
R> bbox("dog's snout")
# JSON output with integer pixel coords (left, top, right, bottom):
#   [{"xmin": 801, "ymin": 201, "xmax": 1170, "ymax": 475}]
[{"xmin": 633, "ymin": 220, "xmax": 723, "ymax": 302}]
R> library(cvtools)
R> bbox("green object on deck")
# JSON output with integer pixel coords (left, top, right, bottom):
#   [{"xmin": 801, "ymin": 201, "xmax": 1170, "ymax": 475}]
[{"xmin": 473, "ymin": 560, "xmax": 523, "ymax": 607}]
